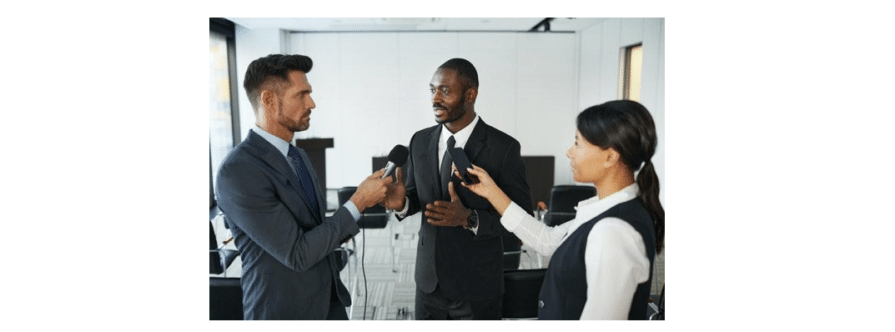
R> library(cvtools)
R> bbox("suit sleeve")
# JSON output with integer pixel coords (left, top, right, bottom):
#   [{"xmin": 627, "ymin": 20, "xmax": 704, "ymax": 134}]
[
  {"xmin": 216, "ymin": 160, "xmax": 359, "ymax": 272},
  {"xmin": 474, "ymin": 140, "xmax": 533, "ymax": 238},
  {"xmin": 397, "ymin": 132, "xmax": 421, "ymax": 220}
]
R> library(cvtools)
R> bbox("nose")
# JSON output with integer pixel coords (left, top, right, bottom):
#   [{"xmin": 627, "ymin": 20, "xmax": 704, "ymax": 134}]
[
  {"xmin": 309, "ymin": 95, "xmax": 316, "ymax": 110},
  {"xmin": 431, "ymin": 90, "xmax": 444, "ymax": 104},
  {"xmin": 566, "ymin": 145, "xmax": 573, "ymax": 160}
]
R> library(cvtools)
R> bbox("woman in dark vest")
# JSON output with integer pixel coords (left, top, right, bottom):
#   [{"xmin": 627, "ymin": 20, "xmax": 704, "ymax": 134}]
[{"xmin": 456, "ymin": 100, "xmax": 665, "ymax": 319}]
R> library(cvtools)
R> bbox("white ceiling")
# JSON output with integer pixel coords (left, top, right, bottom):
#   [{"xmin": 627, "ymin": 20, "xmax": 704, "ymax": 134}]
[{"xmin": 226, "ymin": 17, "xmax": 607, "ymax": 32}]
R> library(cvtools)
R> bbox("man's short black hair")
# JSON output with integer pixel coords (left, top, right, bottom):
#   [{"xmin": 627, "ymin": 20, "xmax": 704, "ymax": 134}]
[
  {"xmin": 437, "ymin": 58, "xmax": 478, "ymax": 91},
  {"xmin": 243, "ymin": 54, "xmax": 313, "ymax": 111}
]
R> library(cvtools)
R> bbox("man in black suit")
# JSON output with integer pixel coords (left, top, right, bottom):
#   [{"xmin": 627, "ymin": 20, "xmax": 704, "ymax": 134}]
[
  {"xmin": 382, "ymin": 58, "xmax": 533, "ymax": 319},
  {"xmin": 215, "ymin": 54, "xmax": 391, "ymax": 319}
]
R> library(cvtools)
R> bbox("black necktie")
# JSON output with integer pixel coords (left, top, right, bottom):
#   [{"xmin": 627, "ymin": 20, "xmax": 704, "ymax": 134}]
[
  {"xmin": 440, "ymin": 135, "xmax": 456, "ymax": 198},
  {"xmin": 288, "ymin": 145, "xmax": 319, "ymax": 217}
]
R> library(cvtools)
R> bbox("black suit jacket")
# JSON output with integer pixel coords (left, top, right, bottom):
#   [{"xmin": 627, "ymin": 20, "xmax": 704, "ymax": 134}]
[
  {"xmin": 215, "ymin": 130, "xmax": 359, "ymax": 319},
  {"xmin": 400, "ymin": 118, "xmax": 533, "ymax": 301}
]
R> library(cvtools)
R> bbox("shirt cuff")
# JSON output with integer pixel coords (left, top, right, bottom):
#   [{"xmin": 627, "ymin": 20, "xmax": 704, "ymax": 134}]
[
  {"xmin": 393, "ymin": 196, "xmax": 410, "ymax": 218},
  {"xmin": 344, "ymin": 200, "xmax": 361, "ymax": 222},
  {"xmin": 500, "ymin": 201, "xmax": 526, "ymax": 232}
]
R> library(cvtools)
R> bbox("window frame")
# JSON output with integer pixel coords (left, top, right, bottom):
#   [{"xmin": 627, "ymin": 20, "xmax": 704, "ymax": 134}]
[
  {"xmin": 619, "ymin": 43, "xmax": 643, "ymax": 101},
  {"xmin": 210, "ymin": 18, "xmax": 241, "ymax": 206}
]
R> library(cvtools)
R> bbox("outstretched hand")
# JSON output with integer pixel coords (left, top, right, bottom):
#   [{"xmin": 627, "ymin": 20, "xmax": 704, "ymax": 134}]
[
  {"xmin": 350, "ymin": 169, "xmax": 390, "ymax": 211},
  {"xmin": 381, "ymin": 167, "xmax": 406, "ymax": 210},
  {"xmin": 454, "ymin": 164, "xmax": 513, "ymax": 216},
  {"xmin": 425, "ymin": 181, "xmax": 471, "ymax": 227},
  {"xmin": 453, "ymin": 164, "xmax": 499, "ymax": 200}
]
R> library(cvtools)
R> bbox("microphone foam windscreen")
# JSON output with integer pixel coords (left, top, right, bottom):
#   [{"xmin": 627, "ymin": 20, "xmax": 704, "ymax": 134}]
[{"xmin": 387, "ymin": 145, "xmax": 409, "ymax": 166}]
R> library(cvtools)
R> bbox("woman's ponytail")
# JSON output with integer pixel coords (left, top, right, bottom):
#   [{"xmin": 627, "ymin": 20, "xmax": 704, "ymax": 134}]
[
  {"xmin": 578, "ymin": 100, "xmax": 665, "ymax": 255},
  {"xmin": 636, "ymin": 159, "xmax": 664, "ymax": 254}
]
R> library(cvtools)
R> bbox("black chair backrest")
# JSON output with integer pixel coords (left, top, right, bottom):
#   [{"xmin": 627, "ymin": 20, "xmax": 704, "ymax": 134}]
[
  {"xmin": 210, "ymin": 277, "xmax": 243, "ymax": 320},
  {"xmin": 543, "ymin": 212, "xmax": 576, "ymax": 227},
  {"xmin": 337, "ymin": 186, "xmax": 387, "ymax": 228},
  {"xmin": 548, "ymin": 185, "xmax": 596, "ymax": 213},
  {"xmin": 337, "ymin": 186, "xmax": 356, "ymax": 206},
  {"xmin": 210, "ymin": 221, "xmax": 224, "ymax": 274},
  {"xmin": 502, "ymin": 268, "xmax": 547, "ymax": 319}
]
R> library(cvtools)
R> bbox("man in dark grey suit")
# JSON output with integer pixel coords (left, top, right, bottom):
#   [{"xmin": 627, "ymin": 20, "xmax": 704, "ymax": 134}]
[
  {"xmin": 382, "ymin": 58, "xmax": 533, "ymax": 319},
  {"xmin": 215, "ymin": 54, "xmax": 391, "ymax": 320}
]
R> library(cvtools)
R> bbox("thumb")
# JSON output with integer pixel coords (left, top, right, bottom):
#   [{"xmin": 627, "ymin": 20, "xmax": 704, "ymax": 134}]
[
  {"xmin": 448, "ymin": 181, "xmax": 459, "ymax": 201},
  {"xmin": 395, "ymin": 167, "xmax": 403, "ymax": 183}
]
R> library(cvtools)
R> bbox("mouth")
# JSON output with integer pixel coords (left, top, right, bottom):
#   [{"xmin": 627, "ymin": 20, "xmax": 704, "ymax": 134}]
[{"xmin": 433, "ymin": 108, "xmax": 446, "ymax": 117}]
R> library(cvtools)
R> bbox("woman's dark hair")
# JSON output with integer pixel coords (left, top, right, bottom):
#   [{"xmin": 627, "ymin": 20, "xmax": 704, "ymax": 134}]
[{"xmin": 576, "ymin": 100, "xmax": 664, "ymax": 254}]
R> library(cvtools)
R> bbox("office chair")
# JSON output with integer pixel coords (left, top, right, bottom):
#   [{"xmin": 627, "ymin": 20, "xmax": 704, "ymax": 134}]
[
  {"xmin": 648, "ymin": 285, "xmax": 665, "ymax": 320},
  {"xmin": 210, "ymin": 277, "xmax": 243, "ymax": 320},
  {"xmin": 337, "ymin": 186, "xmax": 395, "ymax": 319},
  {"xmin": 547, "ymin": 185, "xmax": 597, "ymax": 213},
  {"xmin": 543, "ymin": 212, "xmax": 576, "ymax": 227},
  {"xmin": 540, "ymin": 185, "xmax": 596, "ymax": 227},
  {"xmin": 210, "ymin": 212, "xmax": 239, "ymax": 276},
  {"xmin": 209, "ymin": 209, "xmax": 243, "ymax": 320},
  {"xmin": 337, "ymin": 187, "xmax": 394, "ymax": 265},
  {"xmin": 502, "ymin": 234, "xmax": 523, "ymax": 270},
  {"xmin": 501, "ymin": 268, "xmax": 547, "ymax": 319}
]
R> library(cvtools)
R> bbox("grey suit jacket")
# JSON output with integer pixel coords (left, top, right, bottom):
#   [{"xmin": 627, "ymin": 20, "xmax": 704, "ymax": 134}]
[
  {"xmin": 400, "ymin": 118, "xmax": 533, "ymax": 301},
  {"xmin": 215, "ymin": 130, "xmax": 359, "ymax": 319}
]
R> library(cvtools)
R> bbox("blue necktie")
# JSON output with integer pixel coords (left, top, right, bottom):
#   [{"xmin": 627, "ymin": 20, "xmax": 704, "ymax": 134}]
[{"xmin": 287, "ymin": 145, "xmax": 320, "ymax": 217}]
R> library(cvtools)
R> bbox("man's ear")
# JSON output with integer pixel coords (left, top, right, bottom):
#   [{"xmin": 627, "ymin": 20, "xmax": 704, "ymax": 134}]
[
  {"xmin": 465, "ymin": 87, "xmax": 478, "ymax": 105},
  {"xmin": 260, "ymin": 89, "xmax": 277, "ymax": 112}
]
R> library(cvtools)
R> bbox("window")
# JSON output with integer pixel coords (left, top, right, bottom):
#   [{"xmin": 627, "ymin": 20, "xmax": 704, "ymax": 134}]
[
  {"xmin": 210, "ymin": 18, "xmax": 240, "ymax": 204},
  {"xmin": 619, "ymin": 43, "xmax": 643, "ymax": 102}
]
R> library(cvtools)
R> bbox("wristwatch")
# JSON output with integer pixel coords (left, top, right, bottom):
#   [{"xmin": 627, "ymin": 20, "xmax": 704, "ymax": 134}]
[{"xmin": 465, "ymin": 209, "xmax": 479, "ymax": 229}]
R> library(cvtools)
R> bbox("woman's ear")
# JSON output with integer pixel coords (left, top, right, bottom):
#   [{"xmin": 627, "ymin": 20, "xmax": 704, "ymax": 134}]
[{"xmin": 604, "ymin": 148, "xmax": 621, "ymax": 168}]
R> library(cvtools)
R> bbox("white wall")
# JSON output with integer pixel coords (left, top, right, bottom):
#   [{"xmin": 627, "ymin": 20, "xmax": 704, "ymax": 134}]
[
  {"xmin": 232, "ymin": 20, "xmax": 664, "ymax": 205},
  {"xmin": 578, "ymin": 18, "xmax": 665, "ymax": 204},
  {"xmin": 234, "ymin": 26, "xmax": 291, "ymax": 140},
  {"xmin": 289, "ymin": 32, "xmax": 578, "ymax": 189}
]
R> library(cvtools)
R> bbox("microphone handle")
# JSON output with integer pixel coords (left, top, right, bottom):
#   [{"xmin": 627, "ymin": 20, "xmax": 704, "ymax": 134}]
[{"xmin": 382, "ymin": 162, "xmax": 398, "ymax": 183}]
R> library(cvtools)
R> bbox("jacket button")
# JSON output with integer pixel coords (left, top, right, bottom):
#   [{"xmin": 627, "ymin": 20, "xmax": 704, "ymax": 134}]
[{"xmin": 538, "ymin": 300, "xmax": 545, "ymax": 308}]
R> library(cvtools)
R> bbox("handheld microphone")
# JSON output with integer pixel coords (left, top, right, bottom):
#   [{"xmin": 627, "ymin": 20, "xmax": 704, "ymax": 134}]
[{"xmin": 382, "ymin": 145, "xmax": 409, "ymax": 183}]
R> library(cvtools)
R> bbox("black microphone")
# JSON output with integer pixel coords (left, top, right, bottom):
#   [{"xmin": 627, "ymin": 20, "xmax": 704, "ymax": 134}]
[{"xmin": 382, "ymin": 145, "xmax": 409, "ymax": 183}]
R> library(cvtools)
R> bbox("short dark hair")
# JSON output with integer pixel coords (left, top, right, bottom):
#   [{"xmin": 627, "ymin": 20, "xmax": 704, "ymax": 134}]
[
  {"xmin": 243, "ymin": 54, "xmax": 313, "ymax": 111},
  {"xmin": 437, "ymin": 58, "xmax": 478, "ymax": 91}
]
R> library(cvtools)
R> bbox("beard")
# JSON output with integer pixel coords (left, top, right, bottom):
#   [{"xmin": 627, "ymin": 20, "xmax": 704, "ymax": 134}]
[
  {"xmin": 277, "ymin": 105, "xmax": 310, "ymax": 133},
  {"xmin": 435, "ymin": 95, "xmax": 468, "ymax": 124}
]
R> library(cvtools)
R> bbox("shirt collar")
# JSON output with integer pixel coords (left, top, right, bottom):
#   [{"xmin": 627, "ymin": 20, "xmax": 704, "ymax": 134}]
[
  {"xmin": 253, "ymin": 124, "xmax": 292, "ymax": 159},
  {"xmin": 565, "ymin": 183, "xmax": 640, "ymax": 235},
  {"xmin": 440, "ymin": 115, "xmax": 480, "ymax": 148}
]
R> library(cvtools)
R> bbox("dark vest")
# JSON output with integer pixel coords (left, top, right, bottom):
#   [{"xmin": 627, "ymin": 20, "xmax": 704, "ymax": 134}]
[{"xmin": 538, "ymin": 198, "xmax": 656, "ymax": 320}]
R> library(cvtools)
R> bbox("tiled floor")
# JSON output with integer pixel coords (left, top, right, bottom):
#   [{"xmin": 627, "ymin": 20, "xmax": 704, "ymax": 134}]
[{"xmin": 211, "ymin": 211, "xmax": 665, "ymax": 320}]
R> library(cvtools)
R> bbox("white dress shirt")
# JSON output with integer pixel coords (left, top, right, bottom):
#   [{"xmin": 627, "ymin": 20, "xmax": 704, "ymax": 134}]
[{"xmin": 501, "ymin": 183, "xmax": 651, "ymax": 319}]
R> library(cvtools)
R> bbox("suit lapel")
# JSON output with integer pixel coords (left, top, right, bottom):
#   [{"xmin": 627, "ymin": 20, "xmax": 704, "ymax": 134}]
[
  {"xmin": 425, "ymin": 125, "xmax": 442, "ymax": 198},
  {"xmin": 245, "ymin": 131, "xmax": 321, "ymax": 223},
  {"xmin": 465, "ymin": 118, "xmax": 488, "ymax": 163}
]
